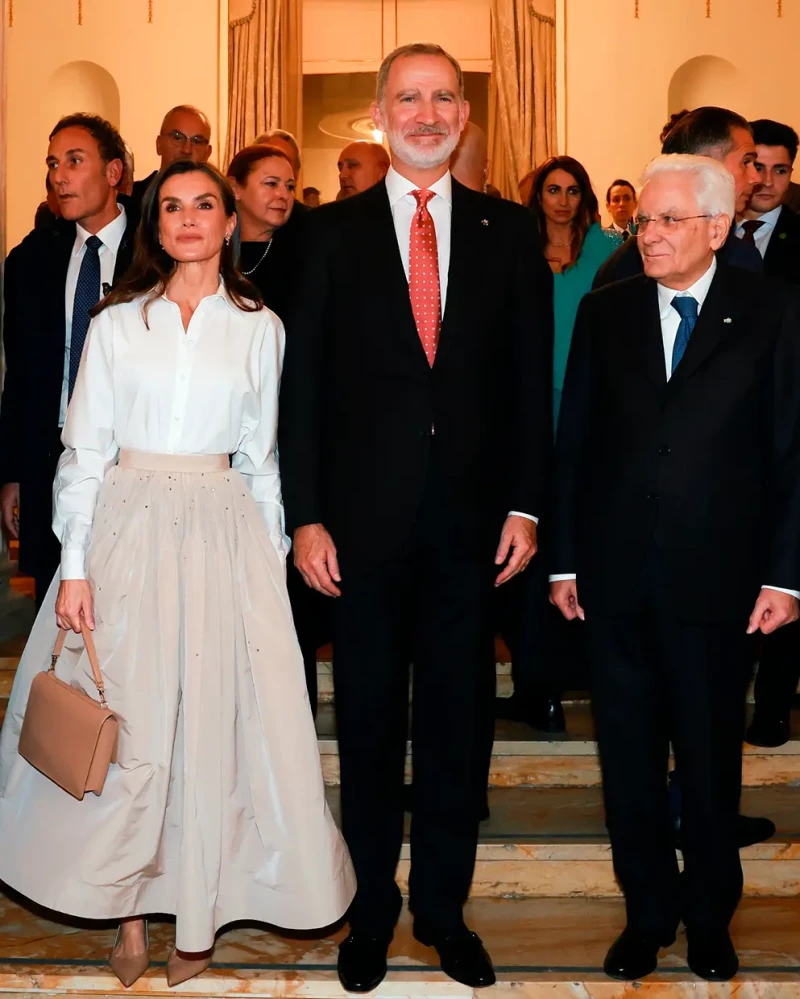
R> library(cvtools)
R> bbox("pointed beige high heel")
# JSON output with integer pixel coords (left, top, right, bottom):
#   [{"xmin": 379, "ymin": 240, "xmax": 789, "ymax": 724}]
[
  {"xmin": 166, "ymin": 947, "xmax": 213, "ymax": 987},
  {"xmin": 109, "ymin": 920, "xmax": 150, "ymax": 988}
]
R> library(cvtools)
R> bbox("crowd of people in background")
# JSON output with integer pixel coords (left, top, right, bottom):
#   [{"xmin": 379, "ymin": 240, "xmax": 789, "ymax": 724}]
[{"xmin": 2, "ymin": 37, "xmax": 800, "ymax": 993}]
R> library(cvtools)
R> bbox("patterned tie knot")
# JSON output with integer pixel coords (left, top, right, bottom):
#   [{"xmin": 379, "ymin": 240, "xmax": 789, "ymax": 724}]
[
  {"xmin": 85, "ymin": 235, "xmax": 103, "ymax": 253},
  {"xmin": 671, "ymin": 295, "xmax": 698, "ymax": 322},
  {"xmin": 412, "ymin": 189, "xmax": 435, "ymax": 215},
  {"xmin": 741, "ymin": 220, "xmax": 765, "ymax": 237}
]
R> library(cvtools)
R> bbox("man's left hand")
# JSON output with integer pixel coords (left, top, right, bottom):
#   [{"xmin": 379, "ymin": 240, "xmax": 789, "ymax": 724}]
[
  {"xmin": 747, "ymin": 588, "xmax": 800, "ymax": 635},
  {"xmin": 494, "ymin": 516, "xmax": 537, "ymax": 587}
]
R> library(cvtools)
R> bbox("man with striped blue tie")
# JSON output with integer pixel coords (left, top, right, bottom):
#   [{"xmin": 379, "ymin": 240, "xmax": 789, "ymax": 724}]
[
  {"xmin": 550, "ymin": 154, "xmax": 800, "ymax": 983},
  {"xmin": 0, "ymin": 114, "xmax": 138, "ymax": 606}
]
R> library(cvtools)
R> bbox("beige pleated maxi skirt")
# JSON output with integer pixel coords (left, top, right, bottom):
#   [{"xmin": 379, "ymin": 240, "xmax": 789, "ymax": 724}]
[{"xmin": 0, "ymin": 451, "xmax": 355, "ymax": 951}]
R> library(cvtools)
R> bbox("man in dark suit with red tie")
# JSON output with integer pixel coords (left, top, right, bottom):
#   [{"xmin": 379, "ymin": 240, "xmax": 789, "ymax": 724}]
[
  {"xmin": 552, "ymin": 154, "xmax": 800, "ymax": 982},
  {"xmin": 280, "ymin": 42, "xmax": 552, "ymax": 993},
  {"xmin": 0, "ymin": 114, "xmax": 137, "ymax": 606}
]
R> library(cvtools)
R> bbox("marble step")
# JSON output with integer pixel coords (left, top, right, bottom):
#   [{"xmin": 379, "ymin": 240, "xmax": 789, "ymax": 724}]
[
  {"xmin": 315, "ymin": 703, "xmax": 800, "ymax": 788},
  {"xmin": 320, "ymin": 785, "xmax": 800, "ymax": 898},
  {"xmin": 1, "ymin": 891, "xmax": 800, "ymax": 997}
]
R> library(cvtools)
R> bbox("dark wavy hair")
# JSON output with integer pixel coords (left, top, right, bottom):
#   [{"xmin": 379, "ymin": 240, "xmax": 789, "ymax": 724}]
[
  {"xmin": 528, "ymin": 156, "xmax": 598, "ymax": 269},
  {"xmin": 50, "ymin": 113, "xmax": 126, "ymax": 189},
  {"xmin": 95, "ymin": 160, "xmax": 262, "ymax": 321}
]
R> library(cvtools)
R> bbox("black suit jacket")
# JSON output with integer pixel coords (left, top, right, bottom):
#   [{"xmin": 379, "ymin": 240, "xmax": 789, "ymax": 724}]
[
  {"xmin": 593, "ymin": 228, "xmax": 764, "ymax": 289},
  {"xmin": 240, "ymin": 204, "xmax": 308, "ymax": 325},
  {"xmin": 279, "ymin": 177, "xmax": 554, "ymax": 569},
  {"xmin": 0, "ymin": 204, "xmax": 138, "ymax": 487},
  {"xmin": 763, "ymin": 206, "xmax": 800, "ymax": 285},
  {"xmin": 129, "ymin": 170, "xmax": 158, "ymax": 215},
  {"xmin": 553, "ymin": 263, "xmax": 800, "ymax": 623}
]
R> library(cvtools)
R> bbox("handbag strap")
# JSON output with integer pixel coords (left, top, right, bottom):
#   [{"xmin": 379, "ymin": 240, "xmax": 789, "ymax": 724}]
[{"xmin": 52, "ymin": 625, "xmax": 108, "ymax": 707}]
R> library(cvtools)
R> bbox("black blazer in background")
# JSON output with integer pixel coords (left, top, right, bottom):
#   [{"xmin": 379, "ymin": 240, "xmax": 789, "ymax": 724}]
[
  {"xmin": 0, "ymin": 203, "xmax": 139, "ymax": 488},
  {"xmin": 129, "ymin": 170, "xmax": 158, "ymax": 215},
  {"xmin": 239, "ymin": 204, "xmax": 308, "ymax": 326},
  {"xmin": 553, "ymin": 263, "xmax": 800, "ymax": 624},
  {"xmin": 764, "ymin": 206, "xmax": 800, "ymax": 285},
  {"xmin": 279, "ymin": 177, "xmax": 554, "ymax": 570},
  {"xmin": 593, "ymin": 228, "xmax": 763, "ymax": 289}
]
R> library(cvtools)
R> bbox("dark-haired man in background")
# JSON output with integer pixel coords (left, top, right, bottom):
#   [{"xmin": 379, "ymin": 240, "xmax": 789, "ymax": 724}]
[
  {"xmin": 594, "ymin": 107, "xmax": 762, "ymax": 288},
  {"xmin": 0, "ymin": 113, "xmax": 138, "ymax": 605},
  {"xmin": 605, "ymin": 179, "xmax": 637, "ymax": 239}
]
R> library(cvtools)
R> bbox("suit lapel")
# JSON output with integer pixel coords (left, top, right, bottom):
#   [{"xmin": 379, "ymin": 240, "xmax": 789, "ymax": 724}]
[
  {"xmin": 764, "ymin": 206, "xmax": 792, "ymax": 274},
  {"xmin": 668, "ymin": 263, "xmax": 738, "ymax": 388},
  {"xmin": 626, "ymin": 277, "xmax": 667, "ymax": 392},
  {"xmin": 435, "ymin": 179, "xmax": 472, "ymax": 368},
  {"xmin": 47, "ymin": 220, "xmax": 75, "ymax": 344}
]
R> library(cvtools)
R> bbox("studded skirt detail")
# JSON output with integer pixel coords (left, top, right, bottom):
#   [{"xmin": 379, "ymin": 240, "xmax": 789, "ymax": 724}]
[{"xmin": 0, "ymin": 451, "xmax": 355, "ymax": 950}]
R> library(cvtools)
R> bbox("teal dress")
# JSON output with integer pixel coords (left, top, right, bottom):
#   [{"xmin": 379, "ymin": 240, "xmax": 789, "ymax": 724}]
[{"xmin": 552, "ymin": 223, "xmax": 622, "ymax": 424}]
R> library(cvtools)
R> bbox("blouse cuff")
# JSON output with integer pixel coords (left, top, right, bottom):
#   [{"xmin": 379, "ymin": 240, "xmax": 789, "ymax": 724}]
[{"xmin": 61, "ymin": 547, "xmax": 87, "ymax": 581}]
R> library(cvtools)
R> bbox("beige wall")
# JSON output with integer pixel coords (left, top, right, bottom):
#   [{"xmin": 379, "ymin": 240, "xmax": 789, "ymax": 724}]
[
  {"xmin": 565, "ymin": 0, "xmax": 800, "ymax": 222},
  {"xmin": 5, "ymin": 0, "xmax": 221, "ymax": 251}
]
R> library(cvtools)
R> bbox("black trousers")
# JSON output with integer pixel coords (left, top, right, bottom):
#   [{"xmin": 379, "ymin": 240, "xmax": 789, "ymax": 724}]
[
  {"xmin": 586, "ymin": 546, "xmax": 751, "ymax": 936},
  {"xmin": 286, "ymin": 560, "xmax": 329, "ymax": 717},
  {"xmin": 19, "ymin": 430, "xmax": 63, "ymax": 610},
  {"xmin": 753, "ymin": 620, "xmax": 800, "ymax": 717},
  {"xmin": 332, "ymin": 483, "xmax": 496, "ymax": 936}
]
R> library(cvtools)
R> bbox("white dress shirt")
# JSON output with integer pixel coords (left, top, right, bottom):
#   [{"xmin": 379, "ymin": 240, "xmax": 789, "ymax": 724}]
[
  {"xmin": 551, "ymin": 256, "xmax": 799, "ymax": 599},
  {"xmin": 60, "ymin": 205, "xmax": 128, "ymax": 427},
  {"xmin": 735, "ymin": 205, "xmax": 782, "ymax": 259},
  {"xmin": 384, "ymin": 165, "xmax": 536, "ymax": 525},
  {"xmin": 54, "ymin": 283, "xmax": 288, "ymax": 579}
]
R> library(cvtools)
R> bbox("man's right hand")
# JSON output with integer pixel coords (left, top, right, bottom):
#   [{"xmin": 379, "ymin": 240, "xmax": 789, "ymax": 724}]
[
  {"xmin": 293, "ymin": 523, "xmax": 342, "ymax": 597},
  {"xmin": 549, "ymin": 578, "xmax": 585, "ymax": 621},
  {"xmin": 0, "ymin": 483, "xmax": 20, "ymax": 540}
]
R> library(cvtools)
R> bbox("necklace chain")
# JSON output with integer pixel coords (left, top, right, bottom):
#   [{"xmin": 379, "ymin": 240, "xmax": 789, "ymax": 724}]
[{"xmin": 241, "ymin": 239, "xmax": 273, "ymax": 276}]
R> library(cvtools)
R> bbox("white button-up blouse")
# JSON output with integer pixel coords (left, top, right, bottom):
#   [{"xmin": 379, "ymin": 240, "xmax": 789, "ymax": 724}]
[{"xmin": 54, "ymin": 282, "xmax": 288, "ymax": 580}]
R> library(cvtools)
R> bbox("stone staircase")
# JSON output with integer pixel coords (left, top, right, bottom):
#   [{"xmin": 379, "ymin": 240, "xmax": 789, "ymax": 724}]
[{"xmin": 0, "ymin": 648, "xmax": 798, "ymax": 996}]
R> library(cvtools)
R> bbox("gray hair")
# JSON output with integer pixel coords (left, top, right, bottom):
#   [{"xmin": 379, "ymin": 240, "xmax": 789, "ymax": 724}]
[
  {"xmin": 376, "ymin": 42, "xmax": 464, "ymax": 105},
  {"xmin": 254, "ymin": 129, "xmax": 301, "ymax": 171},
  {"xmin": 639, "ymin": 154, "xmax": 735, "ymax": 218}
]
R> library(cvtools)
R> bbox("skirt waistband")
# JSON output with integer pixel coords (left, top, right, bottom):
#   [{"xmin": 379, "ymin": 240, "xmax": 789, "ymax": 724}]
[{"xmin": 118, "ymin": 450, "xmax": 230, "ymax": 474}]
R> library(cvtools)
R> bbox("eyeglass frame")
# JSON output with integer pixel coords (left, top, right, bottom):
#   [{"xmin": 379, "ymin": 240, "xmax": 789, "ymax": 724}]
[
  {"xmin": 160, "ymin": 129, "xmax": 210, "ymax": 148},
  {"xmin": 634, "ymin": 213, "xmax": 714, "ymax": 233}
]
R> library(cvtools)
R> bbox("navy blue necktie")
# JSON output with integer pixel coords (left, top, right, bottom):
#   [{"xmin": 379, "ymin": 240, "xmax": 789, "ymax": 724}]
[
  {"xmin": 670, "ymin": 295, "xmax": 698, "ymax": 375},
  {"xmin": 69, "ymin": 234, "xmax": 103, "ymax": 398}
]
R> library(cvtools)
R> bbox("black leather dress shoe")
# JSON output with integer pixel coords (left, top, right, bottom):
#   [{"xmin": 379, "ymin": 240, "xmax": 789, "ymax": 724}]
[
  {"xmin": 746, "ymin": 710, "xmax": 791, "ymax": 748},
  {"xmin": 675, "ymin": 813, "xmax": 776, "ymax": 851},
  {"xmin": 337, "ymin": 933, "xmax": 390, "ymax": 993},
  {"xmin": 686, "ymin": 928, "xmax": 738, "ymax": 981},
  {"xmin": 603, "ymin": 927, "xmax": 675, "ymax": 981},
  {"xmin": 414, "ymin": 925, "xmax": 496, "ymax": 988}
]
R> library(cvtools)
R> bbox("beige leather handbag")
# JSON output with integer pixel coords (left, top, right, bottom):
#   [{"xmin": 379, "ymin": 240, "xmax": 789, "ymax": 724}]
[{"xmin": 18, "ymin": 626, "xmax": 119, "ymax": 800}]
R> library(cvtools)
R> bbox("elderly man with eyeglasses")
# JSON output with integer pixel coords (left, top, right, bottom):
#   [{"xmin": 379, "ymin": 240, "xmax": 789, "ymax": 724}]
[
  {"xmin": 130, "ymin": 105, "xmax": 212, "ymax": 209},
  {"xmin": 551, "ymin": 154, "xmax": 800, "ymax": 983}
]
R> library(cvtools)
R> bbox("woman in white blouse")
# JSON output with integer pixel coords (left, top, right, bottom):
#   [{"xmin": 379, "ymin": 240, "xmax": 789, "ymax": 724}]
[{"xmin": 0, "ymin": 161, "xmax": 355, "ymax": 988}]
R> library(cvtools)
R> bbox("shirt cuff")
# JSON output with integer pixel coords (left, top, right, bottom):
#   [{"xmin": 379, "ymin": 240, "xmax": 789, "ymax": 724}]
[
  {"xmin": 60, "ymin": 548, "xmax": 87, "ymax": 581},
  {"xmin": 508, "ymin": 511, "xmax": 538, "ymax": 524},
  {"xmin": 549, "ymin": 573, "xmax": 577, "ymax": 582},
  {"xmin": 762, "ymin": 584, "xmax": 800, "ymax": 600}
]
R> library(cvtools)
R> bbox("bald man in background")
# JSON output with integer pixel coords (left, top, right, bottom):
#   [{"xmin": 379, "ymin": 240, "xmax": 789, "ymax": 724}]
[
  {"xmin": 337, "ymin": 140, "xmax": 390, "ymax": 198},
  {"xmin": 449, "ymin": 122, "xmax": 488, "ymax": 192},
  {"xmin": 130, "ymin": 104, "xmax": 212, "ymax": 209}
]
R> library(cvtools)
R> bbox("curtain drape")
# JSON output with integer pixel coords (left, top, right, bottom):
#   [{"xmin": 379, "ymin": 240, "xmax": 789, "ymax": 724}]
[
  {"xmin": 225, "ymin": 0, "xmax": 303, "ymax": 170},
  {"xmin": 488, "ymin": 0, "xmax": 557, "ymax": 202}
]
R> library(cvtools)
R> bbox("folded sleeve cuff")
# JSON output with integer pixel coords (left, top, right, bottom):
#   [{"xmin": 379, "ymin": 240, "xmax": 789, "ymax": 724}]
[{"xmin": 60, "ymin": 548, "xmax": 87, "ymax": 581}]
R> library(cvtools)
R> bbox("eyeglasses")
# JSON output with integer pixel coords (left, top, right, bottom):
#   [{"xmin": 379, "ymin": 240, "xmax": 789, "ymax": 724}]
[
  {"xmin": 161, "ymin": 130, "xmax": 210, "ymax": 148},
  {"xmin": 634, "ymin": 214, "xmax": 712, "ymax": 233}
]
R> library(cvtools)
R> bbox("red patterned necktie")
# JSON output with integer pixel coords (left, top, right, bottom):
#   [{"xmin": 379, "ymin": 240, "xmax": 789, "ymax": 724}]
[
  {"xmin": 740, "ymin": 219, "xmax": 765, "ymax": 245},
  {"xmin": 409, "ymin": 189, "xmax": 441, "ymax": 366}
]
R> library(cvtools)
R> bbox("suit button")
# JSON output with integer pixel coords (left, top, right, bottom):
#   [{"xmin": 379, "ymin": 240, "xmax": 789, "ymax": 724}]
[
  {"xmin": 659, "ymin": 446, "xmax": 671, "ymax": 456},
  {"xmin": 647, "ymin": 492, "xmax": 658, "ymax": 500}
]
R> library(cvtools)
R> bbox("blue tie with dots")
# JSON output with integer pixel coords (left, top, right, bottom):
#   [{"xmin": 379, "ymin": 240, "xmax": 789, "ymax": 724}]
[
  {"xmin": 69, "ymin": 234, "xmax": 103, "ymax": 398},
  {"xmin": 670, "ymin": 295, "xmax": 698, "ymax": 375}
]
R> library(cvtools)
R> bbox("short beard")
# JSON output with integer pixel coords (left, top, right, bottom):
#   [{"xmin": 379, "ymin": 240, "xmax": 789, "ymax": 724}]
[{"xmin": 387, "ymin": 126, "xmax": 461, "ymax": 170}]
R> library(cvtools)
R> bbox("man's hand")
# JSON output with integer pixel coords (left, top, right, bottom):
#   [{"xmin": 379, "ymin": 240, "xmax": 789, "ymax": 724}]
[
  {"xmin": 747, "ymin": 588, "xmax": 800, "ymax": 635},
  {"xmin": 494, "ymin": 516, "xmax": 537, "ymax": 586},
  {"xmin": 293, "ymin": 523, "xmax": 342, "ymax": 597},
  {"xmin": 0, "ymin": 483, "xmax": 20, "ymax": 539},
  {"xmin": 550, "ymin": 579, "xmax": 585, "ymax": 621},
  {"xmin": 55, "ymin": 579, "xmax": 95, "ymax": 634}
]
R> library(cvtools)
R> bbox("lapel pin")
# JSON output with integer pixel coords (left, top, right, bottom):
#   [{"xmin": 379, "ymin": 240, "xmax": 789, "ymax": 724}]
[
  {"xmin": 723, "ymin": 317, "xmax": 732, "ymax": 324},
  {"xmin": 481, "ymin": 219, "xmax": 489, "ymax": 226}
]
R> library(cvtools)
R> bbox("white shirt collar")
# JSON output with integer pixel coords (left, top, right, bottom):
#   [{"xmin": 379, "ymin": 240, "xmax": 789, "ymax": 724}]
[
  {"xmin": 737, "ymin": 205, "xmax": 782, "ymax": 232},
  {"xmin": 657, "ymin": 256, "xmax": 717, "ymax": 320},
  {"xmin": 385, "ymin": 165, "xmax": 452, "ymax": 207},
  {"xmin": 73, "ymin": 204, "xmax": 127, "ymax": 257},
  {"xmin": 610, "ymin": 222, "xmax": 627, "ymax": 234},
  {"xmin": 162, "ymin": 279, "xmax": 242, "ymax": 315}
]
